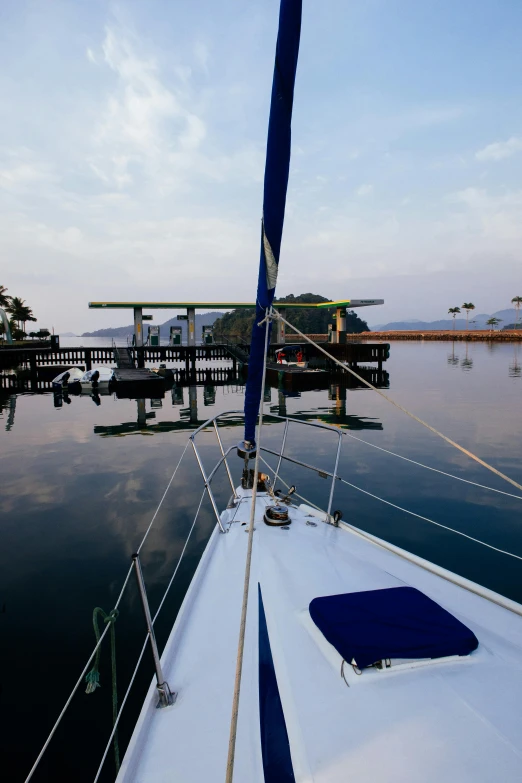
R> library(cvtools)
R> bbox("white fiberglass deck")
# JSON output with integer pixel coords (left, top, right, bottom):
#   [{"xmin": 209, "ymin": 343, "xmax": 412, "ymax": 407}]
[{"xmin": 117, "ymin": 488, "xmax": 522, "ymax": 783}]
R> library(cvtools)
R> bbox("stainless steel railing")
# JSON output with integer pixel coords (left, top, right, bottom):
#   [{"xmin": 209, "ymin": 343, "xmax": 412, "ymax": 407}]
[{"xmin": 189, "ymin": 410, "xmax": 343, "ymax": 530}]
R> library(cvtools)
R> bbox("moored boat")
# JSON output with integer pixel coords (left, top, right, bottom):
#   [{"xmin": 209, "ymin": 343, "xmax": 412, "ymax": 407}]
[{"xmin": 51, "ymin": 366, "xmax": 84, "ymax": 390}]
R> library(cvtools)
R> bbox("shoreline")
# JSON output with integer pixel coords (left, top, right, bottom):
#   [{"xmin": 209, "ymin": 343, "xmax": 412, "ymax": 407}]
[{"xmin": 350, "ymin": 330, "xmax": 522, "ymax": 342}]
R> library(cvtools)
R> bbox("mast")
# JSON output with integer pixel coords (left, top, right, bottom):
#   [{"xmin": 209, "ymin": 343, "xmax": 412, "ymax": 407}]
[{"xmin": 243, "ymin": 0, "xmax": 302, "ymax": 447}]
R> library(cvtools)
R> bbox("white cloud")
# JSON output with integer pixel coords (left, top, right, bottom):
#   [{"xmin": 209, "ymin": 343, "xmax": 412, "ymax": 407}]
[
  {"xmin": 0, "ymin": 149, "xmax": 55, "ymax": 193},
  {"xmin": 194, "ymin": 42, "xmax": 209, "ymax": 73},
  {"xmin": 90, "ymin": 27, "xmax": 206, "ymax": 187},
  {"xmin": 356, "ymin": 183, "xmax": 373, "ymax": 197},
  {"xmin": 475, "ymin": 136, "xmax": 522, "ymax": 161},
  {"xmin": 403, "ymin": 104, "xmax": 465, "ymax": 128},
  {"xmin": 447, "ymin": 186, "xmax": 522, "ymax": 243},
  {"xmin": 86, "ymin": 48, "xmax": 97, "ymax": 65}
]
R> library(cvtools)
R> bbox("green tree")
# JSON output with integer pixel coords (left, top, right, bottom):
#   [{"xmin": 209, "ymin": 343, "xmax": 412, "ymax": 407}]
[
  {"xmin": 448, "ymin": 307, "xmax": 461, "ymax": 330},
  {"xmin": 213, "ymin": 293, "xmax": 369, "ymax": 341},
  {"xmin": 462, "ymin": 302, "xmax": 475, "ymax": 330},
  {"xmin": 486, "ymin": 317, "xmax": 502, "ymax": 330},
  {"xmin": 7, "ymin": 296, "xmax": 36, "ymax": 334},
  {"xmin": 512, "ymin": 296, "xmax": 522, "ymax": 327},
  {"xmin": 0, "ymin": 285, "xmax": 10, "ymax": 309}
]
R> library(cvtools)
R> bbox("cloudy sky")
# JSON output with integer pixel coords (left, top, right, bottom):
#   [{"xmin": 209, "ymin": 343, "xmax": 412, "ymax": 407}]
[{"xmin": 1, "ymin": 0, "xmax": 521, "ymax": 332}]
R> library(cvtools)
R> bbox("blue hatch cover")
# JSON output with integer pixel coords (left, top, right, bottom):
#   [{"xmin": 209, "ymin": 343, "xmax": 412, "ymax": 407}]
[{"xmin": 309, "ymin": 586, "xmax": 478, "ymax": 670}]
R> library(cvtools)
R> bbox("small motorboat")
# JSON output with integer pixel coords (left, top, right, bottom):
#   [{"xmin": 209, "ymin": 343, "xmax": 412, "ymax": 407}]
[
  {"xmin": 80, "ymin": 366, "xmax": 115, "ymax": 390},
  {"xmin": 51, "ymin": 367, "xmax": 84, "ymax": 391}
]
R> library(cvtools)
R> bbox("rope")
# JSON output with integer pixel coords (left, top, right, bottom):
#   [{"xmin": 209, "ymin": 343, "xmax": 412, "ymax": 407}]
[
  {"xmin": 276, "ymin": 311, "xmax": 522, "ymax": 494},
  {"xmin": 92, "ymin": 489, "xmax": 205, "ymax": 782},
  {"xmin": 85, "ymin": 608, "xmax": 120, "ymax": 771},
  {"xmin": 23, "ymin": 565, "xmax": 133, "ymax": 783},
  {"xmin": 344, "ymin": 433, "xmax": 522, "ymax": 501},
  {"xmin": 225, "ymin": 310, "xmax": 271, "ymax": 783},
  {"xmin": 338, "ymin": 476, "xmax": 522, "ymax": 561}
]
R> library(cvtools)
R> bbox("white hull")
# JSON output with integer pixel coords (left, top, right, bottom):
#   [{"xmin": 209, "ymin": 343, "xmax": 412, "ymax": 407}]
[{"xmin": 117, "ymin": 485, "xmax": 522, "ymax": 782}]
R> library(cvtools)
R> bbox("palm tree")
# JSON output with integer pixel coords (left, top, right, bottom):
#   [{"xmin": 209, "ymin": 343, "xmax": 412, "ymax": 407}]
[
  {"xmin": 448, "ymin": 307, "xmax": 461, "ymax": 330},
  {"xmin": 0, "ymin": 285, "xmax": 10, "ymax": 308},
  {"xmin": 462, "ymin": 302, "xmax": 475, "ymax": 330},
  {"xmin": 7, "ymin": 297, "xmax": 36, "ymax": 333},
  {"xmin": 512, "ymin": 296, "xmax": 522, "ymax": 328},
  {"xmin": 486, "ymin": 317, "xmax": 502, "ymax": 331}
]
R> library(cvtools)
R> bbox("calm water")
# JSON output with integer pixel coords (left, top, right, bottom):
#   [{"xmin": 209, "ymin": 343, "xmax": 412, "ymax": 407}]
[{"xmin": 1, "ymin": 341, "xmax": 521, "ymax": 782}]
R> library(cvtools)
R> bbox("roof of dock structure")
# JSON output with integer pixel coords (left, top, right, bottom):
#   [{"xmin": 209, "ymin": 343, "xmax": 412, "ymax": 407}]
[{"xmin": 88, "ymin": 299, "xmax": 383, "ymax": 310}]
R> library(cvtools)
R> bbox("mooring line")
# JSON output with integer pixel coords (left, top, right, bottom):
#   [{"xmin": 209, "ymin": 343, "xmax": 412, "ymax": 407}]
[{"xmin": 276, "ymin": 311, "xmax": 522, "ymax": 494}]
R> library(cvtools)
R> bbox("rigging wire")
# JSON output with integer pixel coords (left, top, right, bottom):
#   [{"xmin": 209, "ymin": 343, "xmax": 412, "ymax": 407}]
[
  {"xmin": 24, "ymin": 442, "xmax": 191, "ymax": 783},
  {"xmin": 137, "ymin": 440, "xmax": 191, "ymax": 553},
  {"xmin": 92, "ymin": 489, "xmax": 206, "ymax": 783},
  {"xmin": 343, "ymin": 433, "xmax": 522, "ymax": 501},
  {"xmin": 275, "ymin": 310, "xmax": 522, "ymax": 494},
  {"xmin": 338, "ymin": 476, "xmax": 522, "ymax": 562},
  {"xmin": 225, "ymin": 310, "xmax": 271, "ymax": 783},
  {"xmin": 23, "ymin": 565, "xmax": 134, "ymax": 783},
  {"xmin": 260, "ymin": 453, "xmax": 522, "ymax": 561}
]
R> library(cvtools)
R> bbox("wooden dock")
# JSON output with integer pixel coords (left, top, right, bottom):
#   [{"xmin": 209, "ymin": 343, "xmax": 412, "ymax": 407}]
[
  {"xmin": 0, "ymin": 340, "xmax": 390, "ymax": 395},
  {"xmin": 113, "ymin": 367, "xmax": 164, "ymax": 397}
]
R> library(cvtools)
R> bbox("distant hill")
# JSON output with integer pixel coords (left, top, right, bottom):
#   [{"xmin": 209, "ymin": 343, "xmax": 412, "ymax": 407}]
[
  {"xmin": 82, "ymin": 311, "xmax": 222, "ymax": 340},
  {"xmin": 371, "ymin": 308, "xmax": 519, "ymax": 331},
  {"xmin": 213, "ymin": 293, "xmax": 369, "ymax": 341}
]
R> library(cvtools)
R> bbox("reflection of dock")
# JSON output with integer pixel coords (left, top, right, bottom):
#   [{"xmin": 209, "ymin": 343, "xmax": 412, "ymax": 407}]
[
  {"xmin": 266, "ymin": 365, "xmax": 389, "ymax": 392},
  {"xmin": 93, "ymin": 375, "xmax": 383, "ymax": 439}
]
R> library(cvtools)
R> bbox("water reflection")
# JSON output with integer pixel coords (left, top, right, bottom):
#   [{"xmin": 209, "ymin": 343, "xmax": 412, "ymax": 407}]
[
  {"xmin": 460, "ymin": 344, "xmax": 473, "ymax": 372},
  {"xmin": 446, "ymin": 341, "xmax": 521, "ymax": 377},
  {"xmin": 94, "ymin": 386, "xmax": 245, "ymax": 438},
  {"xmin": 0, "ymin": 394, "xmax": 16, "ymax": 430},
  {"xmin": 447, "ymin": 343, "xmax": 460, "ymax": 366},
  {"xmin": 2, "ymin": 342, "xmax": 522, "ymax": 783},
  {"xmin": 509, "ymin": 345, "xmax": 521, "ymax": 378},
  {"xmin": 270, "ymin": 382, "xmax": 382, "ymax": 430},
  {"xmin": 53, "ymin": 385, "xmax": 112, "ymax": 408}
]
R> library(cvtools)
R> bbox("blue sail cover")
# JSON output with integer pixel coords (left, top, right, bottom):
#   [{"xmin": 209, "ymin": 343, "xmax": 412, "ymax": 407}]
[
  {"xmin": 243, "ymin": 0, "xmax": 302, "ymax": 446},
  {"xmin": 309, "ymin": 587, "xmax": 479, "ymax": 670}
]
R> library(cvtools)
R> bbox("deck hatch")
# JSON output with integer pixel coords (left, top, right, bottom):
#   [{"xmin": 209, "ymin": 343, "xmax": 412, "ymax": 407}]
[{"xmin": 309, "ymin": 586, "xmax": 478, "ymax": 671}]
